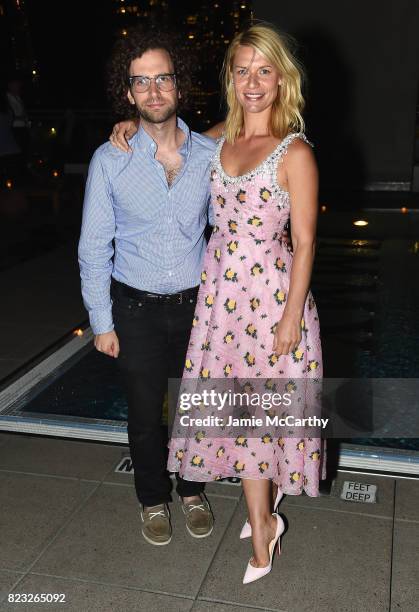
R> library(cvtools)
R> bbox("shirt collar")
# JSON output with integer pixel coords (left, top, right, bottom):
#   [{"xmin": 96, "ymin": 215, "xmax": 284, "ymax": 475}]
[{"xmin": 134, "ymin": 116, "xmax": 192, "ymax": 161}]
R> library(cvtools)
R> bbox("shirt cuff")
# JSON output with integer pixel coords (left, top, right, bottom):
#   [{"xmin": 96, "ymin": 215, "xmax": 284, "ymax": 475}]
[{"xmin": 89, "ymin": 308, "xmax": 114, "ymax": 336}]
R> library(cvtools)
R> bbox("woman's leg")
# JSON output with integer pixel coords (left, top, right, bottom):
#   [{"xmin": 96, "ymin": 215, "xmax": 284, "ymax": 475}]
[{"xmin": 242, "ymin": 479, "xmax": 278, "ymax": 567}]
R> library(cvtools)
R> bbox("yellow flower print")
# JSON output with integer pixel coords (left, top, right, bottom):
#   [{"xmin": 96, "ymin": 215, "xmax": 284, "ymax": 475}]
[
  {"xmin": 233, "ymin": 460, "xmax": 245, "ymax": 473},
  {"xmin": 223, "ymin": 363, "xmax": 232, "ymax": 376},
  {"xmin": 264, "ymin": 379, "xmax": 277, "ymax": 391},
  {"xmin": 195, "ymin": 430, "xmax": 206, "ymax": 443},
  {"xmin": 310, "ymin": 449, "xmax": 320, "ymax": 461},
  {"xmin": 290, "ymin": 471, "xmax": 301, "ymax": 483},
  {"xmin": 201, "ymin": 270, "xmax": 207, "ymax": 284},
  {"xmin": 214, "ymin": 247, "xmax": 221, "ymax": 262},
  {"xmin": 227, "ymin": 240, "xmax": 239, "ymax": 254},
  {"xmin": 192, "ymin": 315, "xmax": 199, "ymax": 327},
  {"xmin": 301, "ymin": 318, "xmax": 307, "ymax": 331},
  {"xmin": 247, "ymin": 216, "xmax": 263, "ymax": 227},
  {"xmin": 235, "ymin": 435, "xmax": 248, "ymax": 447},
  {"xmin": 236, "ymin": 189, "xmax": 246, "ymax": 203},
  {"xmin": 250, "ymin": 297, "xmax": 260, "ymax": 311},
  {"xmin": 258, "ymin": 461, "xmax": 269, "ymax": 473},
  {"xmin": 259, "ymin": 187, "xmax": 272, "ymax": 202},
  {"xmin": 261, "ymin": 433, "xmax": 273, "ymax": 444},
  {"xmin": 216, "ymin": 446, "xmax": 225, "ymax": 458},
  {"xmin": 224, "ymin": 298, "xmax": 237, "ymax": 313},
  {"xmin": 201, "ymin": 341, "xmax": 211, "ymax": 351},
  {"xmin": 308, "ymin": 360, "xmax": 319, "ymax": 371},
  {"xmin": 244, "ymin": 352, "xmax": 255, "ymax": 366},
  {"xmin": 273, "ymin": 289, "xmax": 286, "ymax": 304},
  {"xmin": 223, "ymin": 331, "xmax": 235, "ymax": 343},
  {"xmin": 205, "ymin": 294, "xmax": 214, "ymax": 308},
  {"xmin": 274, "ymin": 257, "xmax": 286, "ymax": 272},
  {"xmin": 268, "ymin": 353, "xmax": 279, "ymax": 367},
  {"xmin": 285, "ymin": 380, "xmax": 297, "ymax": 393},
  {"xmin": 223, "ymin": 268, "xmax": 238, "ymax": 282},
  {"xmin": 228, "ymin": 219, "xmax": 238, "ymax": 234},
  {"xmin": 243, "ymin": 382, "xmax": 254, "ymax": 394},
  {"xmin": 291, "ymin": 348, "xmax": 304, "ymax": 362},
  {"xmin": 216, "ymin": 194, "xmax": 226, "ymax": 207},
  {"xmin": 200, "ymin": 367, "xmax": 211, "ymax": 379},
  {"xmin": 296, "ymin": 439, "xmax": 305, "ymax": 452},
  {"xmin": 250, "ymin": 263, "xmax": 264, "ymax": 276},
  {"xmin": 191, "ymin": 455, "xmax": 204, "ymax": 467},
  {"xmin": 245, "ymin": 323, "xmax": 257, "ymax": 338},
  {"xmin": 185, "ymin": 358, "xmax": 194, "ymax": 372},
  {"xmin": 175, "ymin": 449, "xmax": 184, "ymax": 461},
  {"xmin": 278, "ymin": 437, "xmax": 285, "ymax": 450}
]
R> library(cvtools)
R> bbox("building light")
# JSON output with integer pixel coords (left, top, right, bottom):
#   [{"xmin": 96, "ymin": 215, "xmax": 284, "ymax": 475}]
[
  {"xmin": 224, "ymin": 40, "xmax": 229, "ymax": 44},
  {"xmin": 353, "ymin": 220, "xmax": 368, "ymax": 226},
  {"xmin": 401, "ymin": 206, "xmax": 408, "ymax": 214},
  {"xmin": 120, "ymin": 7, "xmax": 126, "ymax": 13},
  {"xmin": 122, "ymin": 29, "xmax": 127, "ymax": 36},
  {"xmin": 240, "ymin": 3, "xmax": 246, "ymax": 7},
  {"xmin": 50, "ymin": 127, "xmax": 56, "ymax": 135},
  {"xmin": 321, "ymin": 205, "xmax": 327, "ymax": 212},
  {"xmin": 73, "ymin": 328, "xmax": 84, "ymax": 337},
  {"xmin": 6, "ymin": 179, "xmax": 12, "ymax": 189},
  {"xmin": 32, "ymin": 69, "xmax": 37, "ymax": 75},
  {"xmin": 52, "ymin": 170, "xmax": 59, "ymax": 177},
  {"xmin": 188, "ymin": 34, "xmax": 194, "ymax": 39}
]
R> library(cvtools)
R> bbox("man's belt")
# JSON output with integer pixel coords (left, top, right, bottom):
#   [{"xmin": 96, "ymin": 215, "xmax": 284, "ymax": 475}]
[{"xmin": 111, "ymin": 279, "xmax": 199, "ymax": 305}]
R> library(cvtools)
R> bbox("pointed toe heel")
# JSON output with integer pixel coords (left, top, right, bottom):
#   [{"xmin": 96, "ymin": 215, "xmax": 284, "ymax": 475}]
[
  {"xmin": 242, "ymin": 513, "xmax": 285, "ymax": 584},
  {"xmin": 240, "ymin": 489, "xmax": 283, "ymax": 540}
]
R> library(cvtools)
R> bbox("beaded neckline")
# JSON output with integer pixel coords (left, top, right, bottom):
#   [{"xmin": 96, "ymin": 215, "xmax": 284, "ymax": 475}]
[{"xmin": 213, "ymin": 132, "xmax": 310, "ymax": 187}]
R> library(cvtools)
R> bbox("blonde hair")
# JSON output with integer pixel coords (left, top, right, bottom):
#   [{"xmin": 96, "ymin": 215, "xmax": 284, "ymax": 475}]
[{"xmin": 221, "ymin": 22, "xmax": 305, "ymax": 143}]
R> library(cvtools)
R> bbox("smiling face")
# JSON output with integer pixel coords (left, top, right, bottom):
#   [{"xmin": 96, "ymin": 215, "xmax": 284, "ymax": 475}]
[
  {"xmin": 127, "ymin": 48, "xmax": 180, "ymax": 124},
  {"xmin": 231, "ymin": 45, "xmax": 282, "ymax": 115}
]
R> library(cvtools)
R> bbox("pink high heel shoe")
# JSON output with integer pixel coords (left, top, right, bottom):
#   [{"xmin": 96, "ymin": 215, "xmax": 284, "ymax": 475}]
[
  {"xmin": 239, "ymin": 488, "xmax": 283, "ymax": 539},
  {"xmin": 242, "ymin": 513, "xmax": 284, "ymax": 584}
]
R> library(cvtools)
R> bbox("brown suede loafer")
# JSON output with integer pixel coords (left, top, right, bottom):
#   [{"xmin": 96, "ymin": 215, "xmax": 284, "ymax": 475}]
[
  {"xmin": 181, "ymin": 494, "xmax": 214, "ymax": 538},
  {"xmin": 140, "ymin": 503, "xmax": 172, "ymax": 545}
]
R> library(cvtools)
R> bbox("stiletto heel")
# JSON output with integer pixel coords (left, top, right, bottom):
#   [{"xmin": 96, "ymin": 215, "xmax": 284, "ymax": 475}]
[
  {"xmin": 242, "ymin": 513, "xmax": 284, "ymax": 584},
  {"xmin": 239, "ymin": 488, "xmax": 283, "ymax": 539}
]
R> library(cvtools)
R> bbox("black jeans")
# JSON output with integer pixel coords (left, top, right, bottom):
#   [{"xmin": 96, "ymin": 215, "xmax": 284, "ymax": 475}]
[{"xmin": 111, "ymin": 280, "xmax": 205, "ymax": 507}]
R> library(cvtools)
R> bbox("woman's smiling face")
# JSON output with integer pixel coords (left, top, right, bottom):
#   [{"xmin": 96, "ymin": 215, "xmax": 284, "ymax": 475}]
[{"xmin": 232, "ymin": 44, "xmax": 282, "ymax": 114}]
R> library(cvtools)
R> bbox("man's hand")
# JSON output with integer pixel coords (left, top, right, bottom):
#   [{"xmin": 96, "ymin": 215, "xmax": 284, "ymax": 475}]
[
  {"xmin": 109, "ymin": 120, "xmax": 139, "ymax": 152},
  {"xmin": 94, "ymin": 330, "xmax": 120, "ymax": 358}
]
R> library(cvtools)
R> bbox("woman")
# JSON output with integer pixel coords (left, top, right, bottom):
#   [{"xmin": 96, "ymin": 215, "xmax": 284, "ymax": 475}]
[{"xmin": 113, "ymin": 23, "xmax": 326, "ymax": 584}]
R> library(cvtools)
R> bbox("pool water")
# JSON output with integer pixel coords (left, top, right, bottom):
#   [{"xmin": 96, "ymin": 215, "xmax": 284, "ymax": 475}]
[{"xmin": 8, "ymin": 212, "xmax": 419, "ymax": 452}]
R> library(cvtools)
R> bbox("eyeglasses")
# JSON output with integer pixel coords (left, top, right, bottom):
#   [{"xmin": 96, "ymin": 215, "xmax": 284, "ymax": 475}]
[{"xmin": 128, "ymin": 73, "xmax": 177, "ymax": 93}]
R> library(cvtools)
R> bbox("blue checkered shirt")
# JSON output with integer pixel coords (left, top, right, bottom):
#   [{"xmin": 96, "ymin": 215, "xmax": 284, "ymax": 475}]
[{"xmin": 78, "ymin": 117, "xmax": 216, "ymax": 335}]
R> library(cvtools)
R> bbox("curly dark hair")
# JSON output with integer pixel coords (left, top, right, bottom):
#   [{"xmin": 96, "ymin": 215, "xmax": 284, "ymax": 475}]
[{"xmin": 107, "ymin": 26, "xmax": 192, "ymax": 119}]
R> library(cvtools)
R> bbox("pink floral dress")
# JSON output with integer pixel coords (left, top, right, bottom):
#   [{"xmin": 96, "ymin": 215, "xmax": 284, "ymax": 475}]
[{"xmin": 167, "ymin": 132, "xmax": 327, "ymax": 496}]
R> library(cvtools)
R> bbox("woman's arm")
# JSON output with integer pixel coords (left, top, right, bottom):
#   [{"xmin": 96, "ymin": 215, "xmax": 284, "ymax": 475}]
[
  {"xmin": 272, "ymin": 139, "xmax": 319, "ymax": 356},
  {"xmin": 109, "ymin": 118, "xmax": 140, "ymax": 152},
  {"xmin": 202, "ymin": 121, "xmax": 225, "ymax": 139}
]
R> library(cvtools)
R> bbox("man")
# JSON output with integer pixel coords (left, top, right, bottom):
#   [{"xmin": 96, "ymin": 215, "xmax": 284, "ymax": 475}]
[{"xmin": 78, "ymin": 28, "xmax": 220, "ymax": 545}]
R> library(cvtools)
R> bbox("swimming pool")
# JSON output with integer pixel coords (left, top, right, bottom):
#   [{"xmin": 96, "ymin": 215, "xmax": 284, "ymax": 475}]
[{"xmin": 1, "ymin": 209, "xmax": 418, "ymax": 473}]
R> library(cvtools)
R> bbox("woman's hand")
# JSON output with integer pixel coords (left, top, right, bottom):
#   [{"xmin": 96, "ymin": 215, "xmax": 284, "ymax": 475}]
[
  {"xmin": 109, "ymin": 119, "xmax": 139, "ymax": 152},
  {"xmin": 272, "ymin": 314, "xmax": 302, "ymax": 356}
]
